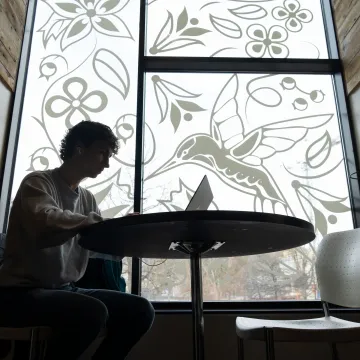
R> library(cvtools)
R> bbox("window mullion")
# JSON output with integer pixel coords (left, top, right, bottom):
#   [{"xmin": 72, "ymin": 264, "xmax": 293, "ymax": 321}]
[
  {"xmin": 144, "ymin": 57, "xmax": 341, "ymax": 74},
  {"xmin": 132, "ymin": 0, "xmax": 147, "ymax": 296}
]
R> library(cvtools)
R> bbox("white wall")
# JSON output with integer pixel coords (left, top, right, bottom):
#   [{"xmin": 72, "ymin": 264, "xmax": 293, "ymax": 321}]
[{"xmin": 0, "ymin": 80, "xmax": 12, "ymax": 174}]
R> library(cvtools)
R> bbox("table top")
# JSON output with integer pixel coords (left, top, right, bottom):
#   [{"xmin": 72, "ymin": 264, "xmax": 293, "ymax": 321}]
[{"xmin": 79, "ymin": 211, "xmax": 315, "ymax": 259}]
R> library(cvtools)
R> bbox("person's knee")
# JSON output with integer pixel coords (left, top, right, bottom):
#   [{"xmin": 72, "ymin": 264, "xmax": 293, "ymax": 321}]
[
  {"xmin": 136, "ymin": 296, "xmax": 155, "ymax": 331},
  {"xmin": 81, "ymin": 298, "xmax": 109, "ymax": 330}
]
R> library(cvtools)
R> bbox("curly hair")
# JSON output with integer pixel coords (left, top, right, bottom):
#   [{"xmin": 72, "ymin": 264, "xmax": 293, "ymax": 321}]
[{"xmin": 59, "ymin": 121, "xmax": 119, "ymax": 161}]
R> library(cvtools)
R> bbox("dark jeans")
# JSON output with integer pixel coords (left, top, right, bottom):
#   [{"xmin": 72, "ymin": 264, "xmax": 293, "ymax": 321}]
[{"xmin": 0, "ymin": 285, "xmax": 155, "ymax": 359}]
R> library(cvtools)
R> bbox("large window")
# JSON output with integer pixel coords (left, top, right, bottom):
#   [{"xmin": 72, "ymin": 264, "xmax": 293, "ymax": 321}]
[{"xmin": 1, "ymin": 0, "xmax": 358, "ymax": 303}]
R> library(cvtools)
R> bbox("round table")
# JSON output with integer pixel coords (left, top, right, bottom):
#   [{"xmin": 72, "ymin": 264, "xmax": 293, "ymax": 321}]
[{"xmin": 79, "ymin": 211, "xmax": 315, "ymax": 360}]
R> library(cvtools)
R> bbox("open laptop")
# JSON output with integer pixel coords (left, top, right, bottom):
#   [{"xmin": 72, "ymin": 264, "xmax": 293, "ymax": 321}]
[
  {"xmin": 168, "ymin": 175, "xmax": 215, "ymax": 252},
  {"xmin": 185, "ymin": 175, "xmax": 213, "ymax": 211}
]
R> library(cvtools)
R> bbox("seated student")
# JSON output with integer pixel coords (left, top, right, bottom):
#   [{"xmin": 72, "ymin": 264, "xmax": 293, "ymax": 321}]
[{"xmin": 0, "ymin": 121, "xmax": 154, "ymax": 360}]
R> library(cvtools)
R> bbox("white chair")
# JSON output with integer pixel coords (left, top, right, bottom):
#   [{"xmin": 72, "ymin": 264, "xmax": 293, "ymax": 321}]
[{"xmin": 235, "ymin": 228, "xmax": 360, "ymax": 360}]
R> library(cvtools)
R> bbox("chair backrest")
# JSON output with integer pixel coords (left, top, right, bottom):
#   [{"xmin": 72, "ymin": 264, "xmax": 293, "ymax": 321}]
[{"xmin": 316, "ymin": 228, "xmax": 360, "ymax": 308}]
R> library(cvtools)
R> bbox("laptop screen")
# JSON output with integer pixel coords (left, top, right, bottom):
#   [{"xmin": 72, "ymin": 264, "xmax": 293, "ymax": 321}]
[{"xmin": 185, "ymin": 176, "xmax": 213, "ymax": 211}]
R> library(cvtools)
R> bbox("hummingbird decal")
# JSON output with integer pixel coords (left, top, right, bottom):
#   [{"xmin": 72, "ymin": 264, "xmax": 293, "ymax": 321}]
[{"xmin": 147, "ymin": 74, "xmax": 333, "ymax": 215}]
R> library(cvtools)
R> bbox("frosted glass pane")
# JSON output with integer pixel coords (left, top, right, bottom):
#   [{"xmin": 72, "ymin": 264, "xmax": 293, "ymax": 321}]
[
  {"xmin": 141, "ymin": 73, "xmax": 353, "ymax": 301},
  {"xmin": 13, "ymin": 0, "xmax": 140, "ymax": 223},
  {"xmin": 11, "ymin": 0, "xmax": 141, "ymax": 290},
  {"xmin": 146, "ymin": 0, "xmax": 329, "ymax": 58}
]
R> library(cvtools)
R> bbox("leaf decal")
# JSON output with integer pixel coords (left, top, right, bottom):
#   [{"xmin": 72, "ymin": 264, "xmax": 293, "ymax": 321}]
[
  {"xmin": 306, "ymin": 131, "xmax": 331, "ymax": 169},
  {"xmin": 153, "ymin": 81, "xmax": 169, "ymax": 123},
  {"xmin": 180, "ymin": 27, "xmax": 211, "ymax": 36},
  {"xmin": 313, "ymin": 206, "xmax": 328, "ymax": 236},
  {"xmin": 170, "ymin": 103, "xmax": 181, "ymax": 132},
  {"xmin": 296, "ymin": 182, "xmax": 351, "ymax": 220},
  {"xmin": 91, "ymin": 15, "xmax": 133, "ymax": 39},
  {"xmin": 186, "ymin": 191, "xmax": 192, "ymax": 202},
  {"xmin": 172, "ymin": 204, "xmax": 185, "ymax": 212},
  {"xmin": 210, "ymin": 47, "xmax": 237, "ymax": 57},
  {"xmin": 156, "ymin": 11, "xmax": 174, "ymax": 46},
  {"xmin": 38, "ymin": 14, "xmax": 70, "ymax": 48},
  {"xmin": 298, "ymin": 191, "xmax": 328, "ymax": 236},
  {"xmin": 61, "ymin": 15, "xmax": 92, "ymax": 50},
  {"xmin": 176, "ymin": 8, "xmax": 188, "ymax": 32},
  {"xmin": 32, "ymin": 116, "xmax": 44, "ymax": 128},
  {"xmin": 161, "ymin": 79, "xmax": 200, "ymax": 98},
  {"xmin": 229, "ymin": 5, "xmax": 268, "ymax": 20},
  {"xmin": 157, "ymin": 38, "xmax": 205, "ymax": 53},
  {"xmin": 93, "ymin": 184, "xmax": 113, "ymax": 205},
  {"xmin": 102, "ymin": 205, "xmax": 128, "ymax": 219},
  {"xmin": 301, "ymin": 184, "xmax": 347, "ymax": 203},
  {"xmin": 176, "ymin": 100, "xmax": 205, "ymax": 112},
  {"xmin": 149, "ymin": 11, "xmax": 174, "ymax": 54},
  {"xmin": 321, "ymin": 201, "xmax": 350, "ymax": 213},
  {"xmin": 209, "ymin": 15, "xmax": 242, "ymax": 39},
  {"xmin": 43, "ymin": 0, "xmax": 84, "ymax": 18},
  {"xmin": 93, "ymin": 49, "xmax": 130, "ymax": 99}
]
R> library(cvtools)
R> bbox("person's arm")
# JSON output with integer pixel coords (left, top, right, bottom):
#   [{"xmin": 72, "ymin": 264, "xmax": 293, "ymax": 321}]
[
  {"xmin": 87, "ymin": 192, "xmax": 125, "ymax": 261},
  {"xmin": 20, "ymin": 175, "xmax": 103, "ymax": 249}
]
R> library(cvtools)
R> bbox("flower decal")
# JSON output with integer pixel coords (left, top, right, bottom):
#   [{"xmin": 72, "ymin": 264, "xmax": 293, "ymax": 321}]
[
  {"xmin": 42, "ymin": 0, "xmax": 133, "ymax": 50},
  {"xmin": 272, "ymin": 0, "xmax": 313, "ymax": 33},
  {"xmin": 246, "ymin": 24, "xmax": 289, "ymax": 58},
  {"xmin": 45, "ymin": 77, "xmax": 108, "ymax": 128}
]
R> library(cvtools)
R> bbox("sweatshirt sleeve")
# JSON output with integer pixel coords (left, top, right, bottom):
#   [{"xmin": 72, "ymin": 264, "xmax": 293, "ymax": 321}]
[
  {"xmin": 87, "ymin": 192, "xmax": 124, "ymax": 262},
  {"xmin": 20, "ymin": 175, "xmax": 103, "ymax": 249}
]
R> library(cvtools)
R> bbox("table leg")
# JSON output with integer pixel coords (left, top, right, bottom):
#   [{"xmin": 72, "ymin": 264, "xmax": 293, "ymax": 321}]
[{"xmin": 190, "ymin": 252, "xmax": 204, "ymax": 360}]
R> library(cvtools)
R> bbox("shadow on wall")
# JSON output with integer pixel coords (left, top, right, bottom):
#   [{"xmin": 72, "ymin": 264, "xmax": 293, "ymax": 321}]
[
  {"xmin": 349, "ymin": 87, "xmax": 360, "ymax": 164},
  {"xmin": 0, "ymin": 80, "xmax": 13, "ymax": 186}
]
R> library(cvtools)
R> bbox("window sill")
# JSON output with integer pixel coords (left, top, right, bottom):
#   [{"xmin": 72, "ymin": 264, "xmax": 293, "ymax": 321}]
[{"xmin": 152, "ymin": 301, "xmax": 360, "ymax": 315}]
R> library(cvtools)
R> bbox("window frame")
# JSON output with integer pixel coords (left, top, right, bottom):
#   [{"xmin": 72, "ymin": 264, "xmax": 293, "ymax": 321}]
[{"xmin": 1, "ymin": 0, "xmax": 359, "ymax": 311}]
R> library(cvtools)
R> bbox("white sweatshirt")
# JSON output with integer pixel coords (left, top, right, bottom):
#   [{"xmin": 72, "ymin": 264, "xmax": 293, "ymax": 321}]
[{"xmin": 0, "ymin": 168, "xmax": 103, "ymax": 288}]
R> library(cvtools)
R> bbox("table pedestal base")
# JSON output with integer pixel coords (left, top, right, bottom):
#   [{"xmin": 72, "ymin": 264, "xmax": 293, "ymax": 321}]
[
  {"xmin": 170, "ymin": 241, "xmax": 225, "ymax": 360},
  {"xmin": 190, "ymin": 252, "xmax": 204, "ymax": 360}
]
